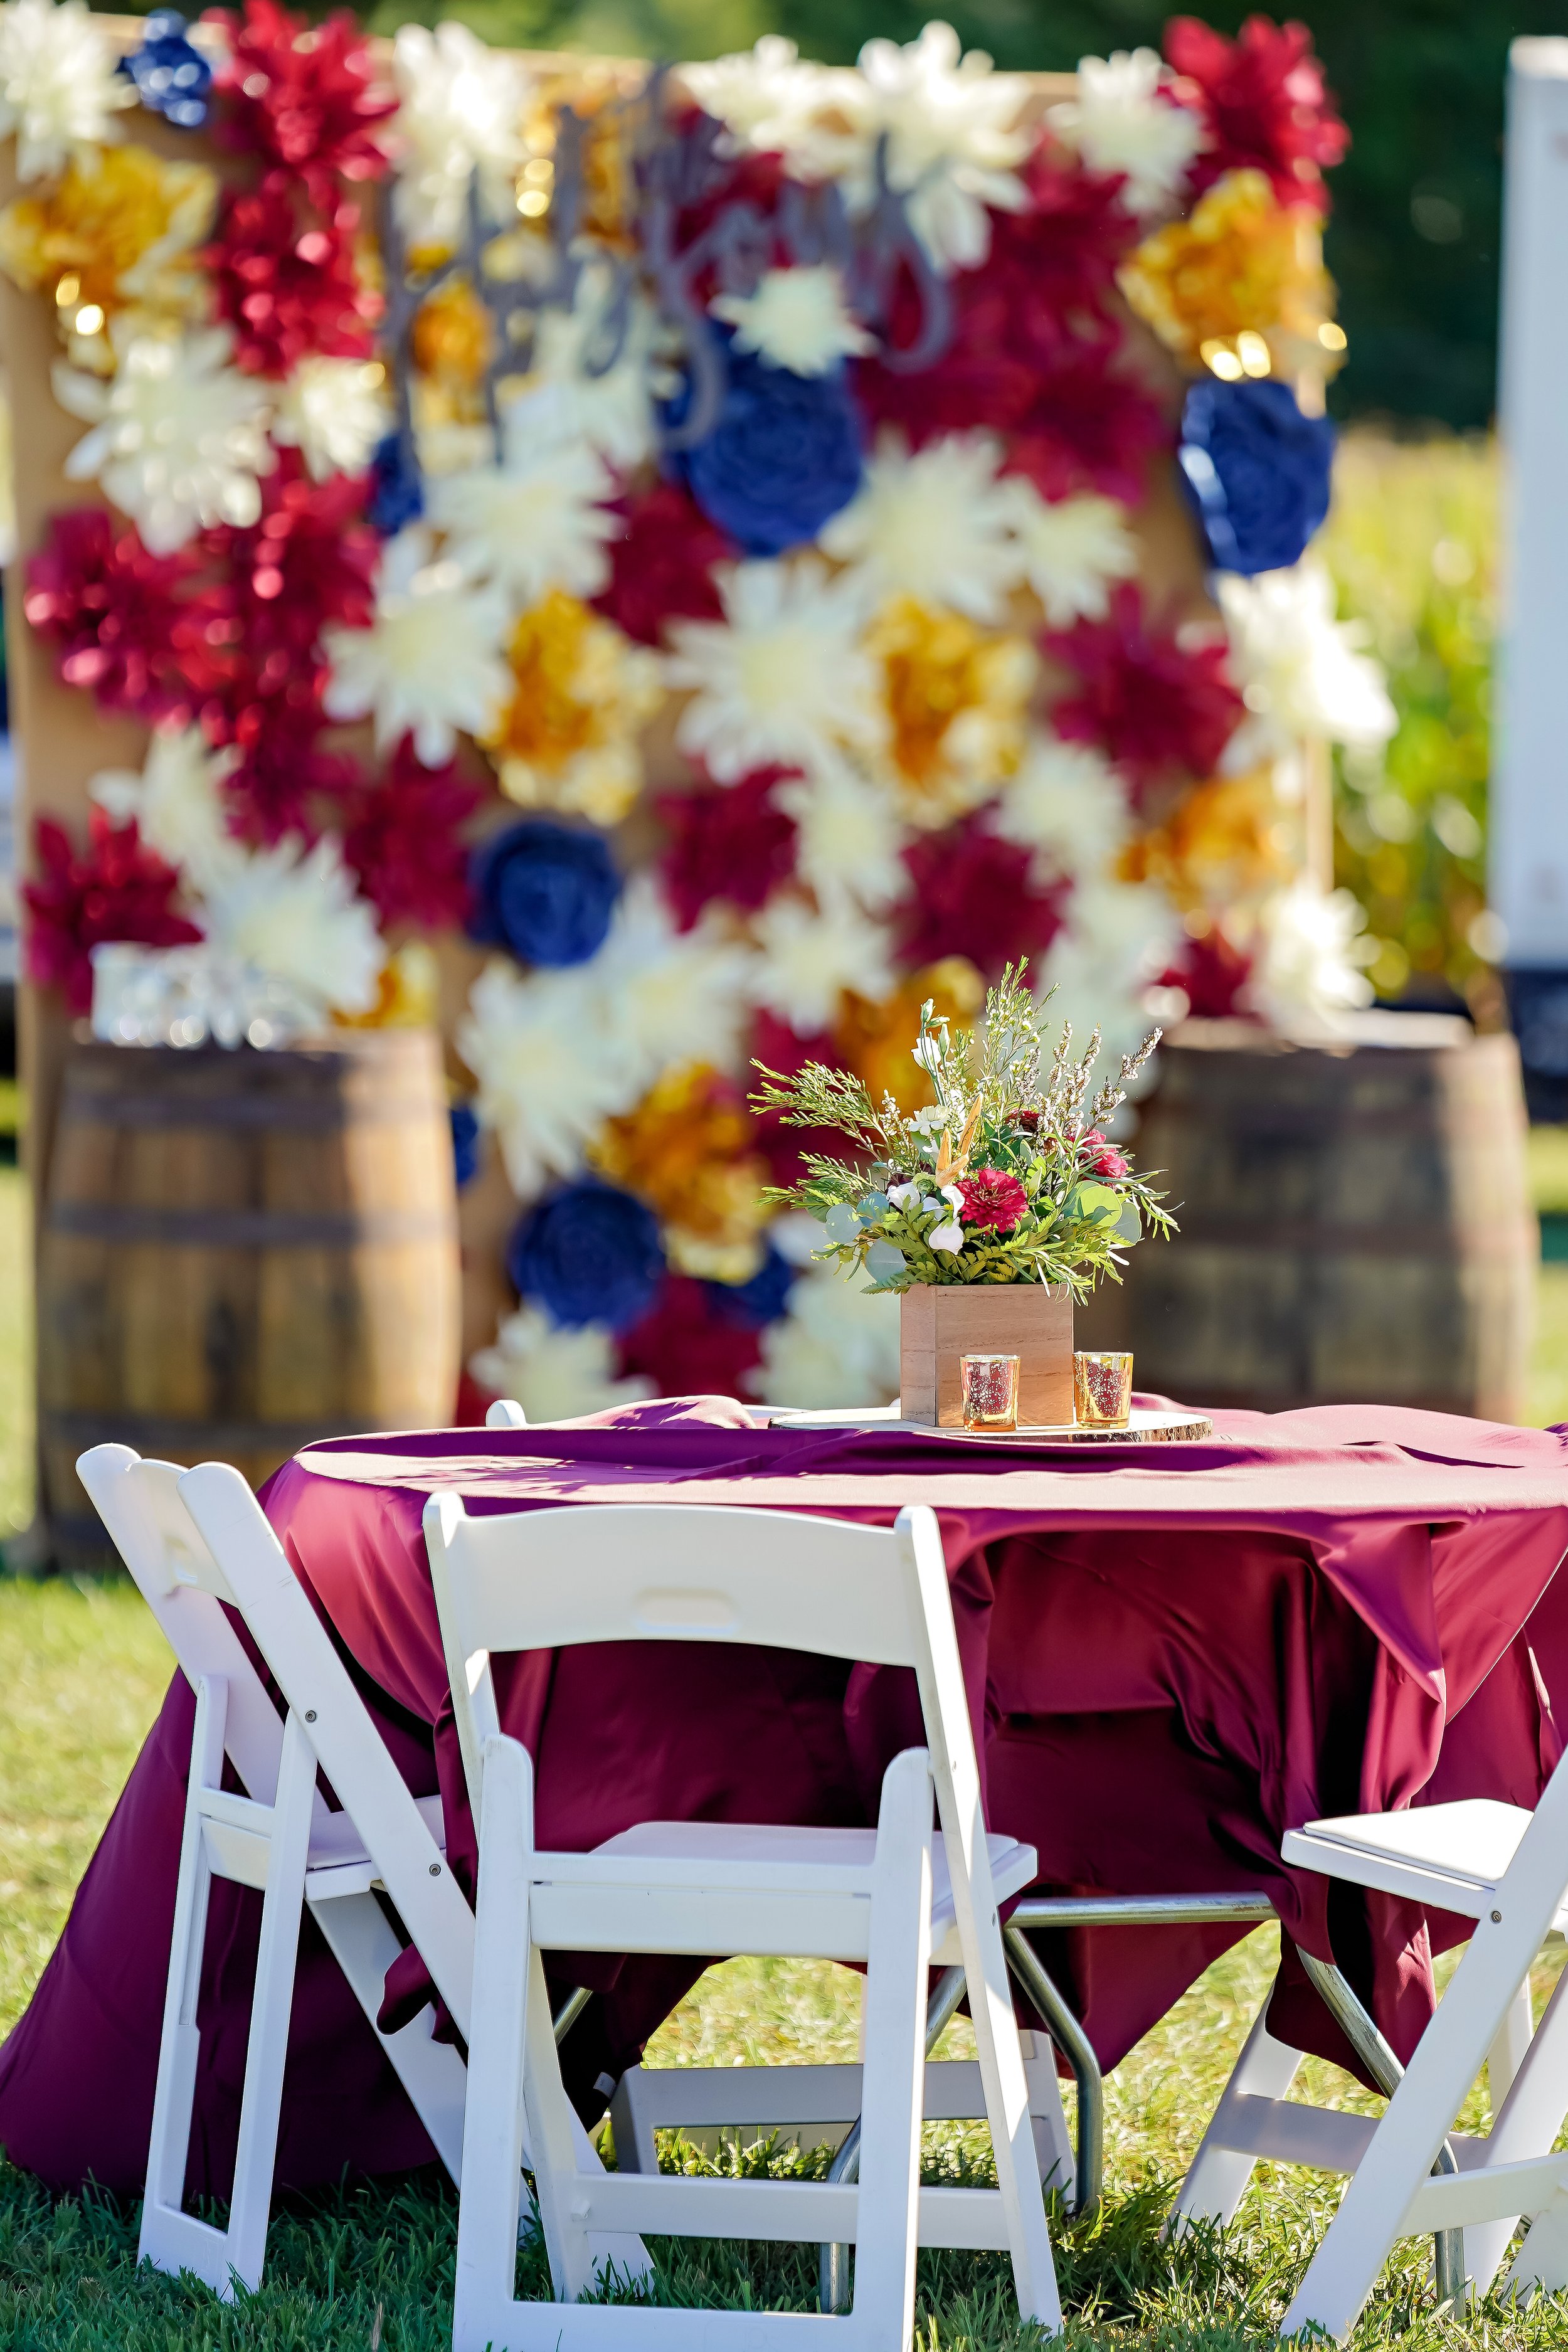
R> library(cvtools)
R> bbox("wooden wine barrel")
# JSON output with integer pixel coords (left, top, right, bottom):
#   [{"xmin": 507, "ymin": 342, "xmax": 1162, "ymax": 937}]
[
  {"xmin": 1118, "ymin": 1016, "xmax": 1535, "ymax": 1420},
  {"xmin": 38, "ymin": 1030, "xmax": 461, "ymax": 1566}
]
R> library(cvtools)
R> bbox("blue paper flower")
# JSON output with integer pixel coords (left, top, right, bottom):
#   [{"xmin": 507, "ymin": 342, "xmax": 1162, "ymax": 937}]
[
  {"xmin": 469, "ymin": 820, "xmax": 622, "ymax": 969},
  {"xmin": 508, "ymin": 1181, "xmax": 665, "ymax": 1332},
  {"xmin": 368, "ymin": 432, "xmax": 424, "ymax": 538},
  {"xmin": 1178, "ymin": 378, "xmax": 1335, "ymax": 577},
  {"xmin": 450, "ymin": 1102, "xmax": 481, "ymax": 1190},
  {"xmin": 118, "ymin": 10, "xmax": 213, "ymax": 129},
  {"xmin": 670, "ymin": 345, "xmax": 862, "ymax": 558},
  {"xmin": 706, "ymin": 1244, "xmax": 796, "ymax": 1330}
]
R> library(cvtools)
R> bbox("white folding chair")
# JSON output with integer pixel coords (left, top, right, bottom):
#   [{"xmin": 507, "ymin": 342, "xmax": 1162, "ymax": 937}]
[
  {"xmin": 1171, "ymin": 1768, "xmax": 1568, "ymax": 2339},
  {"xmin": 79, "ymin": 1446, "xmax": 644, "ymax": 2301},
  {"xmin": 426, "ymin": 1493, "xmax": 1061, "ymax": 2351}
]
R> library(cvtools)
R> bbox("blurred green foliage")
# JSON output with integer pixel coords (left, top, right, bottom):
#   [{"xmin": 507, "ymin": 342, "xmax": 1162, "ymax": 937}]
[{"xmin": 1318, "ymin": 432, "xmax": 1499, "ymax": 1013}]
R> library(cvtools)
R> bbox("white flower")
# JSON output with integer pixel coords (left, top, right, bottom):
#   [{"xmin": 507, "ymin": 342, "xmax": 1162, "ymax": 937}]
[
  {"xmin": 821, "ymin": 432, "xmax": 1025, "ymax": 625},
  {"xmin": 886, "ymin": 1180, "xmax": 925, "ymax": 1210},
  {"xmin": 0, "ymin": 0, "xmax": 134, "ymax": 183},
  {"xmin": 839, "ymin": 22, "xmax": 1032, "ymax": 273},
  {"xmin": 710, "ymin": 265, "xmax": 874, "ymax": 376},
  {"xmin": 520, "ymin": 263, "xmax": 661, "ymax": 472},
  {"xmin": 89, "ymin": 726, "xmax": 238, "ymax": 891},
  {"xmin": 1007, "ymin": 483, "xmax": 1140, "ymax": 625},
  {"xmin": 55, "ymin": 324, "xmax": 274, "ymax": 554},
  {"xmin": 1051, "ymin": 50, "xmax": 1204, "ymax": 219},
  {"xmin": 1248, "ymin": 879, "xmax": 1374, "ymax": 1031},
  {"xmin": 429, "ymin": 416, "xmax": 617, "ymax": 606},
  {"xmin": 470, "ymin": 1305, "xmax": 654, "ymax": 1423},
  {"xmin": 391, "ymin": 21, "xmax": 527, "ymax": 249},
  {"xmin": 271, "ymin": 358, "xmax": 391, "ymax": 483},
  {"xmin": 990, "ymin": 738, "xmax": 1130, "ymax": 885},
  {"xmin": 1217, "ymin": 565, "xmax": 1397, "ymax": 769},
  {"xmin": 775, "ymin": 764, "xmax": 909, "ymax": 915},
  {"xmin": 928, "ymin": 1217, "xmax": 965, "ymax": 1254},
  {"xmin": 752, "ymin": 1263, "xmax": 902, "ymax": 1407},
  {"xmin": 665, "ymin": 557, "xmax": 881, "ymax": 782},
  {"xmin": 199, "ymin": 837, "xmax": 384, "ymax": 1018},
  {"xmin": 747, "ymin": 895, "xmax": 896, "ymax": 1032},
  {"xmin": 458, "ymin": 958, "xmax": 640, "ymax": 1199},
  {"xmin": 586, "ymin": 877, "xmax": 751, "ymax": 1085},
  {"xmin": 682, "ymin": 36, "xmax": 855, "ymax": 164},
  {"xmin": 323, "ymin": 526, "xmax": 511, "ymax": 767},
  {"xmin": 1034, "ymin": 876, "xmax": 1181, "ymax": 1066}
]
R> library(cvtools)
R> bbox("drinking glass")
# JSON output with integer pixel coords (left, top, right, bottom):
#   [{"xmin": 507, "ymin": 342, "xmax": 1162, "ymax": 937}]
[
  {"xmin": 1074, "ymin": 1350, "xmax": 1133, "ymax": 1430},
  {"xmin": 960, "ymin": 1352, "xmax": 1020, "ymax": 1433}
]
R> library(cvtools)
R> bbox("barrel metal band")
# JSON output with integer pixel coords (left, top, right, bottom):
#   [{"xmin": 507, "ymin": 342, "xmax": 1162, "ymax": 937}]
[
  {"xmin": 62, "ymin": 1091, "xmax": 435, "ymax": 1132},
  {"xmin": 46, "ymin": 1202, "xmax": 458, "ymax": 1248}
]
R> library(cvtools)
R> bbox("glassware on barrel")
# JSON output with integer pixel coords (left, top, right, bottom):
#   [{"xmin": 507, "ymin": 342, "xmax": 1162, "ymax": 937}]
[{"xmin": 960, "ymin": 1352, "xmax": 1020, "ymax": 1433}]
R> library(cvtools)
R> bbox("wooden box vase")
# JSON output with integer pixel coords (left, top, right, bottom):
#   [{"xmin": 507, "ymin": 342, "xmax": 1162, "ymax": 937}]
[{"xmin": 899, "ymin": 1284, "xmax": 1074, "ymax": 1428}]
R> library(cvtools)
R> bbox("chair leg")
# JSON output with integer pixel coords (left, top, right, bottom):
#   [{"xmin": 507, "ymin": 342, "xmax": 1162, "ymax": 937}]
[
  {"xmin": 1004, "ymin": 1927, "xmax": 1102, "ymax": 2222},
  {"xmin": 1169, "ymin": 2000, "xmax": 1303, "ymax": 2233},
  {"xmin": 310, "ymin": 1891, "xmax": 472, "ymax": 2185},
  {"xmin": 1471, "ymin": 1956, "xmax": 1568, "ymax": 2296}
]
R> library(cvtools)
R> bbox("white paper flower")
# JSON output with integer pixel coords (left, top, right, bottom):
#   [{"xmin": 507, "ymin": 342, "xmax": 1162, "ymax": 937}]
[
  {"xmin": 775, "ymin": 764, "xmax": 909, "ymax": 914},
  {"xmin": 520, "ymin": 267, "xmax": 661, "ymax": 472},
  {"xmin": 752, "ymin": 1263, "xmax": 901, "ymax": 1407},
  {"xmin": 458, "ymin": 958, "xmax": 640, "ymax": 1199},
  {"xmin": 746, "ymin": 895, "xmax": 896, "ymax": 1032},
  {"xmin": 710, "ymin": 265, "xmax": 874, "ymax": 376},
  {"xmin": 0, "ymin": 0, "xmax": 134, "ymax": 183},
  {"xmin": 323, "ymin": 526, "xmax": 511, "ymax": 767},
  {"xmin": 1248, "ymin": 879, "xmax": 1374, "ymax": 1030},
  {"xmin": 429, "ymin": 417, "xmax": 617, "ymax": 607},
  {"xmin": 271, "ymin": 358, "xmax": 391, "ymax": 484},
  {"xmin": 665, "ymin": 557, "xmax": 880, "ymax": 783},
  {"xmin": 1034, "ymin": 876, "xmax": 1180, "ymax": 1065},
  {"xmin": 821, "ymin": 432, "xmax": 1025, "ymax": 625},
  {"xmin": 90, "ymin": 726, "xmax": 239, "ymax": 891},
  {"xmin": 470, "ymin": 1304, "xmax": 654, "ymax": 1422},
  {"xmin": 681, "ymin": 36, "xmax": 855, "ymax": 164},
  {"xmin": 1006, "ymin": 483, "xmax": 1140, "ymax": 625},
  {"xmin": 391, "ymin": 21, "xmax": 527, "ymax": 250},
  {"xmin": 839, "ymin": 23, "xmax": 1032, "ymax": 273},
  {"xmin": 586, "ymin": 877, "xmax": 752, "ymax": 1086},
  {"xmin": 1217, "ymin": 565, "xmax": 1397, "ymax": 769},
  {"xmin": 199, "ymin": 836, "xmax": 384, "ymax": 1018},
  {"xmin": 55, "ymin": 324, "xmax": 274, "ymax": 554},
  {"xmin": 990, "ymin": 738, "xmax": 1130, "ymax": 884},
  {"xmin": 1051, "ymin": 50, "xmax": 1204, "ymax": 220}
]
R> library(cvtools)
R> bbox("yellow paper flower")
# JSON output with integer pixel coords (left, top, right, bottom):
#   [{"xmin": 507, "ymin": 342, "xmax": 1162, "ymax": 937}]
[
  {"xmin": 0, "ymin": 142, "xmax": 215, "ymax": 361},
  {"xmin": 334, "ymin": 940, "xmax": 442, "ymax": 1030},
  {"xmin": 833, "ymin": 957, "xmax": 985, "ymax": 1116},
  {"xmin": 482, "ymin": 588, "xmax": 663, "ymax": 825},
  {"xmin": 1122, "ymin": 771, "xmax": 1291, "ymax": 913},
  {"xmin": 1118, "ymin": 168, "xmax": 1337, "ymax": 380},
  {"xmin": 868, "ymin": 597, "xmax": 1036, "ymax": 828},
  {"xmin": 590, "ymin": 1061, "xmax": 769, "ymax": 1278},
  {"xmin": 411, "ymin": 273, "xmax": 493, "ymax": 396}
]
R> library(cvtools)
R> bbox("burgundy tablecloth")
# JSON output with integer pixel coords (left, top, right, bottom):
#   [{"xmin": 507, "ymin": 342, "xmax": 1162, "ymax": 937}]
[{"xmin": 5, "ymin": 1394, "xmax": 1568, "ymax": 2202}]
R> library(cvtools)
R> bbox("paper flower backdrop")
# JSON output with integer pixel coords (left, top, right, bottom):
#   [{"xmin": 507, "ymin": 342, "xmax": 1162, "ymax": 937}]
[{"xmin": 4, "ymin": 0, "xmax": 1392, "ymax": 1415}]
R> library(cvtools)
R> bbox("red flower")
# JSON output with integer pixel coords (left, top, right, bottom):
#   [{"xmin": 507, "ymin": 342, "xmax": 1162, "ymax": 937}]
[
  {"xmin": 24, "ymin": 507, "xmax": 233, "ymax": 724},
  {"xmin": 341, "ymin": 736, "xmax": 484, "ymax": 930},
  {"xmin": 205, "ymin": 0, "xmax": 396, "ymax": 205},
  {"xmin": 655, "ymin": 767, "xmax": 799, "ymax": 931},
  {"xmin": 1157, "ymin": 923, "xmax": 1256, "ymax": 1017},
  {"xmin": 593, "ymin": 482, "xmax": 734, "ymax": 647},
  {"xmin": 223, "ymin": 704, "xmax": 358, "ymax": 843},
  {"xmin": 23, "ymin": 810, "xmax": 203, "ymax": 1014},
  {"xmin": 1049, "ymin": 585, "xmax": 1244, "ymax": 797},
  {"xmin": 616, "ymin": 1273, "xmax": 766, "ymax": 1402},
  {"xmin": 956, "ymin": 1167, "xmax": 1030, "ymax": 1231},
  {"xmin": 1165, "ymin": 15, "xmax": 1348, "ymax": 213},
  {"xmin": 207, "ymin": 180, "xmax": 380, "ymax": 376},
  {"xmin": 898, "ymin": 817, "xmax": 1066, "ymax": 977},
  {"xmin": 1078, "ymin": 1130, "xmax": 1130, "ymax": 1182},
  {"xmin": 748, "ymin": 1009, "xmax": 842, "ymax": 1187},
  {"xmin": 1005, "ymin": 342, "xmax": 1170, "ymax": 506},
  {"xmin": 206, "ymin": 453, "xmax": 378, "ymax": 659}
]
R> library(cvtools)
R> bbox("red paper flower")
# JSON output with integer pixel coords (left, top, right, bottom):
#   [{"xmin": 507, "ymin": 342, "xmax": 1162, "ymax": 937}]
[
  {"xmin": 1156, "ymin": 923, "xmax": 1256, "ymax": 1017},
  {"xmin": 23, "ymin": 810, "xmax": 203, "ymax": 1015},
  {"xmin": 1165, "ymin": 15, "xmax": 1348, "ymax": 213},
  {"xmin": 898, "ymin": 817, "xmax": 1066, "ymax": 977},
  {"xmin": 224, "ymin": 706, "xmax": 358, "ymax": 843},
  {"xmin": 1005, "ymin": 342, "xmax": 1170, "ymax": 507},
  {"xmin": 748, "ymin": 1008, "xmax": 842, "ymax": 1187},
  {"xmin": 24, "ymin": 507, "xmax": 233, "ymax": 724},
  {"xmin": 207, "ymin": 180, "xmax": 381, "ymax": 376},
  {"xmin": 205, "ymin": 0, "xmax": 396, "ymax": 204},
  {"xmin": 206, "ymin": 454, "xmax": 378, "ymax": 659},
  {"xmin": 593, "ymin": 481, "xmax": 734, "ymax": 648},
  {"xmin": 342, "ymin": 736, "xmax": 484, "ymax": 930},
  {"xmin": 1049, "ymin": 585, "xmax": 1244, "ymax": 797},
  {"xmin": 655, "ymin": 767, "xmax": 799, "ymax": 931},
  {"xmin": 1078, "ymin": 1131, "xmax": 1130, "ymax": 1182},
  {"xmin": 956, "ymin": 1167, "xmax": 1030, "ymax": 1231},
  {"xmin": 615, "ymin": 1272, "xmax": 765, "ymax": 1402}
]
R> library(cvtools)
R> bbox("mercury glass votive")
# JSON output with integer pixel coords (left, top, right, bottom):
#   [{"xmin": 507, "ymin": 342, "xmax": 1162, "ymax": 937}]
[
  {"xmin": 960, "ymin": 1352, "xmax": 1020, "ymax": 1433},
  {"xmin": 1074, "ymin": 1350, "xmax": 1134, "ymax": 1430}
]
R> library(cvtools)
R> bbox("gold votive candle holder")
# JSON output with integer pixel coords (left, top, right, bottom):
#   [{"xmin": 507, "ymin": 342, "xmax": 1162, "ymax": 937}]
[
  {"xmin": 960, "ymin": 1352, "xmax": 1020, "ymax": 1433},
  {"xmin": 1074, "ymin": 1350, "xmax": 1133, "ymax": 1430}
]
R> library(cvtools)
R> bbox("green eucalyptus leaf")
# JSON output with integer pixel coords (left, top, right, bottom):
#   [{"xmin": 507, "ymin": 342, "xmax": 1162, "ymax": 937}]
[{"xmin": 823, "ymin": 1203, "xmax": 860, "ymax": 1245}]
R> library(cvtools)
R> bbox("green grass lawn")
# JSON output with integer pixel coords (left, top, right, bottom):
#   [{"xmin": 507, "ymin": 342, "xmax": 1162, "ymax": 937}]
[{"xmin": 5, "ymin": 1158, "xmax": 1568, "ymax": 2344}]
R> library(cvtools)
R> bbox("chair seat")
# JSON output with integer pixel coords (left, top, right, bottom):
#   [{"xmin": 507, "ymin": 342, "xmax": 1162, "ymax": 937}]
[
  {"xmin": 1283, "ymin": 1798, "xmax": 1546, "ymax": 1919},
  {"xmin": 302, "ymin": 1794, "xmax": 447, "ymax": 1896}
]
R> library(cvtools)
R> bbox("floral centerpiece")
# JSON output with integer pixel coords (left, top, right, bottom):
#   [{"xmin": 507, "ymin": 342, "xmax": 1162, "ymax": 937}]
[{"xmin": 752, "ymin": 963, "xmax": 1173, "ymax": 1423}]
